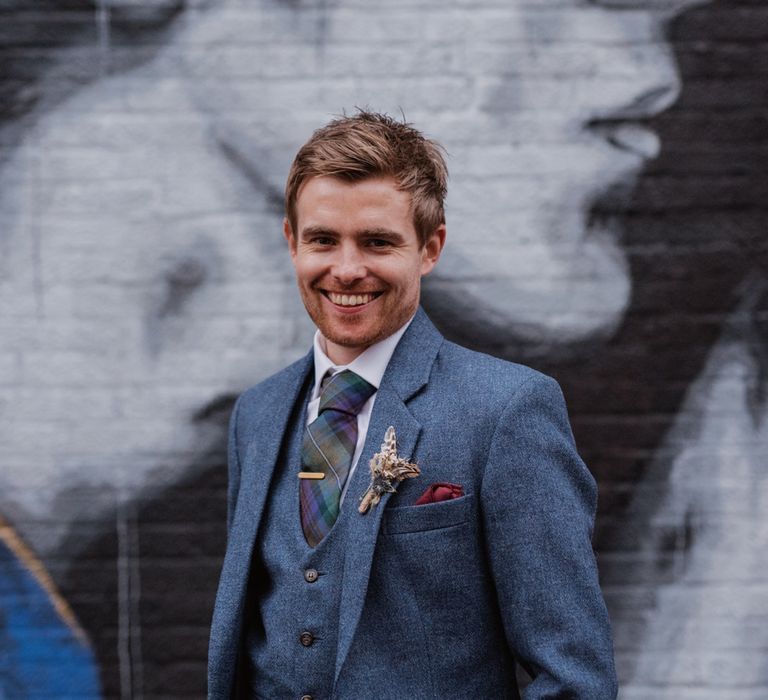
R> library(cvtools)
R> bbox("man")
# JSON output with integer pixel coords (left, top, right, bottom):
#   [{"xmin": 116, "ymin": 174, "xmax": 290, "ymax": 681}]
[{"xmin": 208, "ymin": 111, "xmax": 617, "ymax": 699}]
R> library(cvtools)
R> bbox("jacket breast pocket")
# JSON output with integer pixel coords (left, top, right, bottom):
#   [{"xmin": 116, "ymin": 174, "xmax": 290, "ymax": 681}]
[{"xmin": 382, "ymin": 493, "xmax": 474, "ymax": 535}]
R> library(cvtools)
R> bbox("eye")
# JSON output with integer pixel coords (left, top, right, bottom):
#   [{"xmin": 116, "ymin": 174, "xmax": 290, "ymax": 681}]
[
  {"xmin": 309, "ymin": 236, "xmax": 335, "ymax": 246},
  {"xmin": 367, "ymin": 238, "xmax": 392, "ymax": 248}
]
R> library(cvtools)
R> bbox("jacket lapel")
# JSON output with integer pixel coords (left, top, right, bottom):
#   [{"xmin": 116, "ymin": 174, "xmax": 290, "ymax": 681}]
[
  {"xmin": 210, "ymin": 351, "xmax": 313, "ymax": 695},
  {"xmin": 233, "ymin": 354, "xmax": 313, "ymax": 556},
  {"xmin": 334, "ymin": 308, "xmax": 443, "ymax": 686}
]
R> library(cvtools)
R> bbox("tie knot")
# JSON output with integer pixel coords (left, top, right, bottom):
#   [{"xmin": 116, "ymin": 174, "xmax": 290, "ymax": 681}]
[{"xmin": 319, "ymin": 369, "xmax": 376, "ymax": 416}]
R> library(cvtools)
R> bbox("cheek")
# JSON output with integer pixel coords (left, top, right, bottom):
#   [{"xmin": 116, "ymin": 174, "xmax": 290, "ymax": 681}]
[
  {"xmin": 294, "ymin": 258, "xmax": 321, "ymax": 283},
  {"xmin": 408, "ymin": 261, "xmax": 426, "ymax": 289},
  {"xmin": 386, "ymin": 255, "xmax": 421, "ymax": 279}
]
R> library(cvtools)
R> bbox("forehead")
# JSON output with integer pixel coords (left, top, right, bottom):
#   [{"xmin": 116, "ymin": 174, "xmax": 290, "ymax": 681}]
[{"xmin": 294, "ymin": 176, "xmax": 414, "ymax": 229}]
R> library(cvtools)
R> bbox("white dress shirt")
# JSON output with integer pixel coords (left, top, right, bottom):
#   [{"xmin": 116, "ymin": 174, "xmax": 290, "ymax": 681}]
[{"xmin": 308, "ymin": 317, "xmax": 414, "ymax": 503}]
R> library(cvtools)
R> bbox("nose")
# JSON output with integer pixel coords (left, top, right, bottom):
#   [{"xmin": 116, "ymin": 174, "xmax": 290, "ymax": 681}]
[
  {"xmin": 597, "ymin": 85, "xmax": 680, "ymax": 123},
  {"xmin": 330, "ymin": 242, "xmax": 366, "ymax": 286},
  {"xmin": 584, "ymin": 9, "xmax": 683, "ymax": 123}
]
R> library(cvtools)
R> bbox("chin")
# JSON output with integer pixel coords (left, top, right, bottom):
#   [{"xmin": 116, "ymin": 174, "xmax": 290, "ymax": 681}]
[{"xmin": 324, "ymin": 328, "xmax": 377, "ymax": 349}]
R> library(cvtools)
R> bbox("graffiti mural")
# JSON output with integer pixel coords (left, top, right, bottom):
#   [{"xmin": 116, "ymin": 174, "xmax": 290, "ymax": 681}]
[
  {"xmin": 584, "ymin": 3, "xmax": 768, "ymax": 697},
  {"xmin": 1, "ymin": 0, "xmax": 765, "ymax": 697},
  {"xmin": 0, "ymin": 517, "xmax": 99, "ymax": 696}
]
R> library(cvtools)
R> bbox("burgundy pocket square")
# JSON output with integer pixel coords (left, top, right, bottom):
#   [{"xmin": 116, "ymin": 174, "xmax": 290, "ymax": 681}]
[{"xmin": 415, "ymin": 482, "xmax": 464, "ymax": 505}]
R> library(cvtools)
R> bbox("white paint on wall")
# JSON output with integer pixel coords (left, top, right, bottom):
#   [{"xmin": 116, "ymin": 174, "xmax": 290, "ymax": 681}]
[{"xmin": 618, "ymin": 312, "xmax": 768, "ymax": 699}]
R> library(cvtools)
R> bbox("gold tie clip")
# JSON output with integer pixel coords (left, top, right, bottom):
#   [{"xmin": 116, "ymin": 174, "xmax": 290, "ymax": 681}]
[{"xmin": 298, "ymin": 471, "xmax": 325, "ymax": 480}]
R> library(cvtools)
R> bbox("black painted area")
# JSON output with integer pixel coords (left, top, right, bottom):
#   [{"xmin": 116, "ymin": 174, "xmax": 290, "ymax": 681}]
[
  {"xmin": 0, "ymin": 0, "xmax": 183, "ymax": 124},
  {"xmin": 58, "ymin": 410, "xmax": 230, "ymax": 698},
  {"xmin": 429, "ymin": 0, "xmax": 768, "ymax": 539}
]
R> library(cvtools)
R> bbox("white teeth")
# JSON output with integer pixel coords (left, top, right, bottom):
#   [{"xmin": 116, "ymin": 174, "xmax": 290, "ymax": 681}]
[{"xmin": 328, "ymin": 292, "xmax": 376, "ymax": 306}]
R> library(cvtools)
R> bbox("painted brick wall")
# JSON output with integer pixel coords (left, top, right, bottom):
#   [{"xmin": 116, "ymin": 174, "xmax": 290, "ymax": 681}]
[{"xmin": 0, "ymin": 0, "xmax": 766, "ymax": 698}]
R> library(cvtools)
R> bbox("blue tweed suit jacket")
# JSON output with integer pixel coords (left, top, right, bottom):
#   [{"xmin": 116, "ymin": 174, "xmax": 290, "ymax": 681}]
[{"xmin": 208, "ymin": 308, "xmax": 617, "ymax": 699}]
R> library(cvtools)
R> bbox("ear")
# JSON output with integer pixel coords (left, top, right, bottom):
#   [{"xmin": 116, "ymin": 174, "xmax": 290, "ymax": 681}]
[
  {"xmin": 283, "ymin": 218, "xmax": 297, "ymax": 259},
  {"xmin": 420, "ymin": 224, "xmax": 446, "ymax": 276}
]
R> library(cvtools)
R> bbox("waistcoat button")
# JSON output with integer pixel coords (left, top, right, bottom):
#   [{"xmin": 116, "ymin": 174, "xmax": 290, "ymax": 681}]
[
  {"xmin": 304, "ymin": 568, "xmax": 319, "ymax": 583},
  {"xmin": 299, "ymin": 631, "xmax": 315, "ymax": 647},
  {"xmin": 301, "ymin": 695, "xmax": 314, "ymax": 700}
]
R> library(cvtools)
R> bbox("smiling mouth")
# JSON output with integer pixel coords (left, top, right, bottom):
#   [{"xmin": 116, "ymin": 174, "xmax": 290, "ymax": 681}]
[{"xmin": 322, "ymin": 291, "xmax": 383, "ymax": 307}]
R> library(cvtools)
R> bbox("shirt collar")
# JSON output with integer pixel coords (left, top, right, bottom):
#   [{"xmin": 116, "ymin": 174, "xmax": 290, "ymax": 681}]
[{"xmin": 311, "ymin": 316, "xmax": 414, "ymax": 400}]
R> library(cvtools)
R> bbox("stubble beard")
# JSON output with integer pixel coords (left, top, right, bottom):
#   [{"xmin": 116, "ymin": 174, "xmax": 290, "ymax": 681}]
[{"xmin": 300, "ymin": 284, "xmax": 420, "ymax": 351}]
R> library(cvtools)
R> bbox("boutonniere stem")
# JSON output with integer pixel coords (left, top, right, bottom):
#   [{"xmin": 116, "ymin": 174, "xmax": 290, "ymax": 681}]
[{"xmin": 359, "ymin": 426, "xmax": 420, "ymax": 514}]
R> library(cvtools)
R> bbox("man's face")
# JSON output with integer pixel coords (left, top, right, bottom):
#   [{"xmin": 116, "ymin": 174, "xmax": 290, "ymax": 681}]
[{"xmin": 284, "ymin": 176, "xmax": 444, "ymax": 364}]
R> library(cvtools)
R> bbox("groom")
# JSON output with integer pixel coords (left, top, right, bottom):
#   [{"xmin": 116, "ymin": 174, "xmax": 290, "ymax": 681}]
[{"xmin": 208, "ymin": 111, "xmax": 617, "ymax": 699}]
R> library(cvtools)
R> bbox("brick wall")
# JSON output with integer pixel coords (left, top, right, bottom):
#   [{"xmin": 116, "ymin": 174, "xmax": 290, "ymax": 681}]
[{"xmin": 0, "ymin": 0, "xmax": 766, "ymax": 697}]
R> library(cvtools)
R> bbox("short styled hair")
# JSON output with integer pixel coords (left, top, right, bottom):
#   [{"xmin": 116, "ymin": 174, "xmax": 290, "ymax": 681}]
[{"xmin": 285, "ymin": 110, "xmax": 448, "ymax": 247}]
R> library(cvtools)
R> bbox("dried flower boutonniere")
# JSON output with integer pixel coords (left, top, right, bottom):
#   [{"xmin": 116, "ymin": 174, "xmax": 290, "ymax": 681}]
[{"xmin": 358, "ymin": 426, "xmax": 420, "ymax": 514}]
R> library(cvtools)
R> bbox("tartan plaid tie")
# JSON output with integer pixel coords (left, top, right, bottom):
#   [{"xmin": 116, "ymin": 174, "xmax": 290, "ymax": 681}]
[{"xmin": 300, "ymin": 369, "xmax": 376, "ymax": 548}]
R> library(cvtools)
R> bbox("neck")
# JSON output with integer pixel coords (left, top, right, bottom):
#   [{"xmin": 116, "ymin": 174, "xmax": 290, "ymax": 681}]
[{"xmin": 320, "ymin": 336, "xmax": 368, "ymax": 366}]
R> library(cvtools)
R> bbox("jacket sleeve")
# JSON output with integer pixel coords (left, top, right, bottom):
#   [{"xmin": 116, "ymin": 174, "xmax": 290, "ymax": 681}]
[{"xmin": 480, "ymin": 373, "xmax": 618, "ymax": 699}]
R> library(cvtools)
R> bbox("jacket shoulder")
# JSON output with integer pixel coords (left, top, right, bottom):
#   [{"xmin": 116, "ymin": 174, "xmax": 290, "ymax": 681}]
[{"xmin": 436, "ymin": 340, "xmax": 559, "ymax": 406}]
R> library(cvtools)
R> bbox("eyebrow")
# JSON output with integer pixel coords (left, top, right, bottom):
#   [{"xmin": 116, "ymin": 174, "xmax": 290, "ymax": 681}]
[
  {"xmin": 300, "ymin": 225, "xmax": 407, "ymax": 243},
  {"xmin": 299, "ymin": 225, "xmax": 336, "ymax": 239},
  {"xmin": 359, "ymin": 227, "xmax": 406, "ymax": 242}
]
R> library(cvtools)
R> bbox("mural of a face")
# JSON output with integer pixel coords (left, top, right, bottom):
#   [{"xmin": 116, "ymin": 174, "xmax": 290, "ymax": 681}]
[
  {"xmin": 0, "ymin": 0, "xmax": 699, "ymax": 558},
  {"xmin": 182, "ymin": 0, "xmax": 706, "ymax": 349}
]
